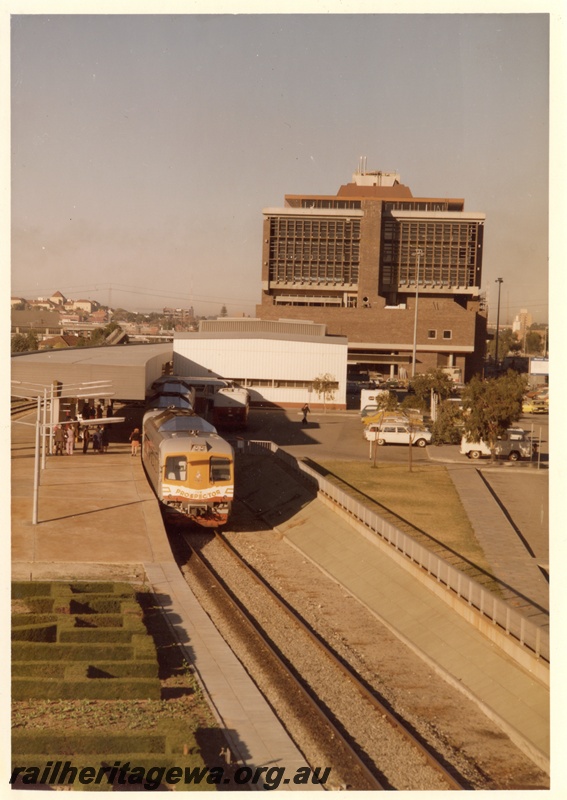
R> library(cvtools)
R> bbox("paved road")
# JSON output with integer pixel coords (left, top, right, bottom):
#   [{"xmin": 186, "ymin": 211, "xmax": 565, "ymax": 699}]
[{"xmin": 241, "ymin": 408, "xmax": 548, "ymax": 463}]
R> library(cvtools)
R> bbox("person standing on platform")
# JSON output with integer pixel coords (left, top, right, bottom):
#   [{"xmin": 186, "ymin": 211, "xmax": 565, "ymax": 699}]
[
  {"xmin": 82, "ymin": 427, "xmax": 91, "ymax": 454},
  {"xmin": 129, "ymin": 427, "xmax": 141, "ymax": 456},
  {"xmin": 92, "ymin": 427, "xmax": 102, "ymax": 454},
  {"xmin": 101, "ymin": 425, "xmax": 110, "ymax": 453},
  {"xmin": 65, "ymin": 425, "xmax": 75, "ymax": 455},
  {"xmin": 54, "ymin": 425, "xmax": 65, "ymax": 455}
]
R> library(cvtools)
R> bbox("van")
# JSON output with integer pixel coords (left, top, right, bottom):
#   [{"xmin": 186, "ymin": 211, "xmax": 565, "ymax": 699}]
[
  {"xmin": 460, "ymin": 428, "xmax": 534, "ymax": 461},
  {"xmin": 364, "ymin": 423, "xmax": 432, "ymax": 447}
]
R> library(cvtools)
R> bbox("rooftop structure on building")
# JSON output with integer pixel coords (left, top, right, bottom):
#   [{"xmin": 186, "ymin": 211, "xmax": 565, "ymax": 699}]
[{"xmin": 257, "ymin": 164, "xmax": 487, "ymax": 380}]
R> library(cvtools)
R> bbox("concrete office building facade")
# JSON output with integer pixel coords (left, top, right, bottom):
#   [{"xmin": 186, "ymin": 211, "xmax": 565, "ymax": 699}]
[{"xmin": 257, "ymin": 167, "xmax": 487, "ymax": 381}]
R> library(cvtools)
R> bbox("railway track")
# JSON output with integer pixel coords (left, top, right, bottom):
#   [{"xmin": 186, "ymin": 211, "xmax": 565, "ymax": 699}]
[
  {"xmin": 173, "ymin": 529, "xmax": 466, "ymax": 791},
  {"xmin": 11, "ymin": 399, "xmax": 38, "ymax": 417}
]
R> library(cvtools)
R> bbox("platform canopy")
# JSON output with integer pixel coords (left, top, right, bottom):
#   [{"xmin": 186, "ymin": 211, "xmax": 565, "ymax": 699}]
[{"xmin": 11, "ymin": 343, "xmax": 173, "ymax": 401}]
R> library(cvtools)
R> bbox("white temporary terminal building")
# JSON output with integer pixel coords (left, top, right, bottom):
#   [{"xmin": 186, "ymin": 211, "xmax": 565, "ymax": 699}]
[{"xmin": 173, "ymin": 318, "xmax": 348, "ymax": 409}]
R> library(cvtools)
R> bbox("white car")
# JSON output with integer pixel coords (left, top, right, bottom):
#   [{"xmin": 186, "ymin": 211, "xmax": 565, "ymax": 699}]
[
  {"xmin": 460, "ymin": 429, "xmax": 534, "ymax": 461},
  {"xmin": 364, "ymin": 423, "xmax": 432, "ymax": 447}
]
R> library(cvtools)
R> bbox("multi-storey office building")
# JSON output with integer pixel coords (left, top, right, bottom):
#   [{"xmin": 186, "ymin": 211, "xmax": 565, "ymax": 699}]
[{"xmin": 257, "ymin": 169, "xmax": 487, "ymax": 380}]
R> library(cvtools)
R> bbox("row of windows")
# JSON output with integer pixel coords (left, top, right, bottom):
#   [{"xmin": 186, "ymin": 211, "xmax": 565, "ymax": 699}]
[
  {"xmin": 274, "ymin": 296, "xmax": 344, "ymax": 306},
  {"xmin": 269, "ymin": 264, "xmax": 359, "ymax": 284},
  {"xmin": 428, "ymin": 330, "xmax": 452, "ymax": 340},
  {"xmin": 382, "ymin": 201, "xmax": 463, "ymax": 212},
  {"xmin": 229, "ymin": 378, "xmax": 339, "ymax": 390},
  {"xmin": 269, "ymin": 218, "xmax": 361, "ymax": 239},
  {"xmin": 270, "ymin": 243, "xmax": 359, "ymax": 260},
  {"xmin": 299, "ymin": 199, "xmax": 362, "ymax": 209},
  {"xmin": 382, "ymin": 219, "xmax": 479, "ymax": 243}
]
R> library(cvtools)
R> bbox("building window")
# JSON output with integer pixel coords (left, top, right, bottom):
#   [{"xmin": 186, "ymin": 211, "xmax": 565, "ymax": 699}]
[
  {"xmin": 443, "ymin": 330, "xmax": 452, "ymax": 340},
  {"xmin": 428, "ymin": 330, "xmax": 437, "ymax": 339}
]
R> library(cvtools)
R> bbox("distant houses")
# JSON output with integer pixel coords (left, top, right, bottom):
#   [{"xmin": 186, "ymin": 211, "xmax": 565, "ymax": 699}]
[{"xmin": 38, "ymin": 334, "xmax": 82, "ymax": 350}]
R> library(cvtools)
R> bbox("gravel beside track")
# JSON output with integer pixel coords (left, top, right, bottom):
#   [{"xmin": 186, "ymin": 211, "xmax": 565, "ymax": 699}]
[
  {"xmin": 219, "ymin": 521, "xmax": 548, "ymax": 790},
  {"xmin": 168, "ymin": 511, "xmax": 546, "ymax": 791},
  {"xmin": 176, "ymin": 534, "xmax": 381, "ymax": 791}
]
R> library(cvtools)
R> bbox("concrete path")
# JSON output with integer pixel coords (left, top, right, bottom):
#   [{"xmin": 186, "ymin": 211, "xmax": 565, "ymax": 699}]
[{"xmin": 447, "ymin": 466, "xmax": 549, "ymax": 625}]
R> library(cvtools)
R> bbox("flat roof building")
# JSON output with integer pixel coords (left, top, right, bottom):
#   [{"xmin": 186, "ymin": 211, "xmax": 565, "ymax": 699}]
[
  {"xmin": 174, "ymin": 319, "xmax": 348, "ymax": 409},
  {"xmin": 257, "ymin": 167, "xmax": 487, "ymax": 380}
]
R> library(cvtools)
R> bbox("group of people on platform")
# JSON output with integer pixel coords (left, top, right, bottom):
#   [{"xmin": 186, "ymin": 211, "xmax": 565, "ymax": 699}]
[
  {"xmin": 53, "ymin": 423, "xmax": 109, "ymax": 455},
  {"xmin": 81, "ymin": 401, "xmax": 106, "ymax": 420}
]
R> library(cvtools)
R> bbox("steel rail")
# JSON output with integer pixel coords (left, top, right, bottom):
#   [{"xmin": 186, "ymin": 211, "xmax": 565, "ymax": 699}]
[
  {"xmin": 215, "ymin": 529, "xmax": 466, "ymax": 791},
  {"xmin": 181, "ymin": 533, "xmax": 386, "ymax": 791}
]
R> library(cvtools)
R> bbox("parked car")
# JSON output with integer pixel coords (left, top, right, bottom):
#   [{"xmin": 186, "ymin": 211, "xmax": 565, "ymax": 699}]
[
  {"xmin": 522, "ymin": 399, "xmax": 548, "ymax": 414},
  {"xmin": 364, "ymin": 423, "xmax": 432, "ymax": 447},
  {"xmin": 460, "ymin": 428, "xmax": 535, "ymax": 461},
  {"xmin": 526, "ymin": 386, "xmax": 549, "ymax": 401}
]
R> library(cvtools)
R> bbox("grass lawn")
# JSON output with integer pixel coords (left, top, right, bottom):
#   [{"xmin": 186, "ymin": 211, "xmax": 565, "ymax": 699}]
[{"xmin": 313, "ymin": 460, "xmax": 493, "ymax": 574}]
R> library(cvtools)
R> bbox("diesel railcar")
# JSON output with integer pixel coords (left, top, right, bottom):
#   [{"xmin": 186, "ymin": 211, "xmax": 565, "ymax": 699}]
[
  {"xmin": 142, "ymin": 409, "xmax": 234, "ymax": 528},
  {"xmin": 143, "ymin": 391, "xmax": 194, "ymax": 427},
  {"xmin": 212, "ymin": 386, "xmax": 250, "ymax": 430}
]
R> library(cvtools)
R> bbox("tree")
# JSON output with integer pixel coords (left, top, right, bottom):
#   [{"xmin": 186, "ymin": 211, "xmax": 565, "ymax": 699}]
[
  {"xmin": 11, "ymin": 332, "xmax": 38, "ymax": 353},
  {"xmin": 461, "ymin": 371, "xmax": 527, "ymax": 460},
  {"xmin": 220, "ymin": 305, "xmax": 228, "ymax": 317},
  {"xmin": 89, "ymin": 328, "xmax": 106, "ymax": 345},
  {"xmin": 486, "ymin": 328, "xmax": 521, "ymax": 360},
  {"xmin": 408, "ymin": 369, "xmax": 455, "ymax": 412},
  {"xmin": 373, "ymin": 390, "xmax": 399, "ymax": 412},
  {"xmin": 525, "ymin": 331, "xmax": 543, "ymax": 355},
  {"xmin": 432, "ymin": 400, "xmax": 464, "ymax": 444},
  {"xmin": 311, "ymin": 373, "xmax": 337, "ymax": 412}
]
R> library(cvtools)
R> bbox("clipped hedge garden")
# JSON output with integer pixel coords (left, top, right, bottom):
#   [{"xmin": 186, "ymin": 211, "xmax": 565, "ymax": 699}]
[
  {"xmin": 12, "ymin": 582, "xmax": 160, "ymax": 701},
  {"xmin": 12, "ymin": 581, "xmax": 216, "ymax": 791}
]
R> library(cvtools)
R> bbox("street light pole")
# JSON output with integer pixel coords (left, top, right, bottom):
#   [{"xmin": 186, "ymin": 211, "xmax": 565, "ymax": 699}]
[
  {"xmin": 411, "ymin": 249, "xmax": 423, "ymax": 378},
  {"xmin": 494, "ymin": 277, "xmax": 503, "ymax": 370},
  {"xmin": 32, "ymin": 395, "xmax": 41, "ymax": 525}
]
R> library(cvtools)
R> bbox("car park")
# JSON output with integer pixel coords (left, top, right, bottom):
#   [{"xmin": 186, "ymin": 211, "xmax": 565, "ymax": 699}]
[{"xmin": 364, "ymin": 423, "xmax": 432, "ymax": 447}]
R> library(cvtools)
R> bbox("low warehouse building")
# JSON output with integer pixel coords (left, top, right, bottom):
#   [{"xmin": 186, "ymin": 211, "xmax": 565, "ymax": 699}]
[{"xmin": 173, "ymin": 319, "xmax": 348, "ymax": 409}]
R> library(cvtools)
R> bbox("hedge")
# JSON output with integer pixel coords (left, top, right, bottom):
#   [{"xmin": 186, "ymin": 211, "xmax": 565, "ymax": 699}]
[
  {"xmin": 12, "ymin": 642, "xmax": 135, "ymax": 662},
  {"xmin": 12, "ymin": 676, "xmax": 161, "ymax": 701},
  {"xmin": 11, "ymin": 623, "xmax": 58, "ymax": 643},
  {"xmin": 13, "ymin": 730, "xmax": 167, "ymax": 754}
]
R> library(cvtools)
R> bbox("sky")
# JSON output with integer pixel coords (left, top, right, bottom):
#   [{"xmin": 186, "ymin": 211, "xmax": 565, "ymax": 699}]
[{"xmin": 5, "ymin": 4, "xmax": 562, "ymax": 323}]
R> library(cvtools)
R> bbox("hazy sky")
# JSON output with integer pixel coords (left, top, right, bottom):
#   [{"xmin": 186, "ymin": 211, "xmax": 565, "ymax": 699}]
[{"xmin": 7, "ymin": 7, "xmax": 559, "ymax": 322}]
